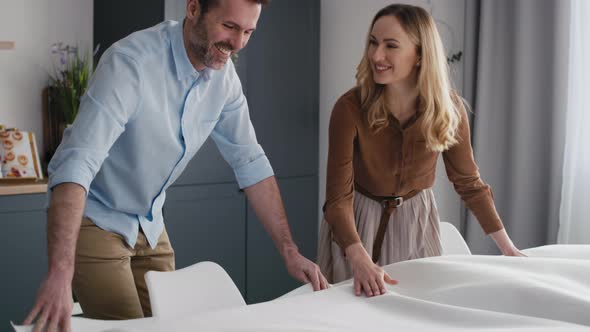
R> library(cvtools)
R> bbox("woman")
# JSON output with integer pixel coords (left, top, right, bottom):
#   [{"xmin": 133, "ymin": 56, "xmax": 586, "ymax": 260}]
[{"xmin": 318, "ymin": 4, "xmax": 524, "ymax": 297}]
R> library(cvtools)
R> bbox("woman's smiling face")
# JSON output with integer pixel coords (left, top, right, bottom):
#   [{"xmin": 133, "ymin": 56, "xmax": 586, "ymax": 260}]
[{"xmin": 367, "ymin": 15, "xmax": 420, "ymax": 86}]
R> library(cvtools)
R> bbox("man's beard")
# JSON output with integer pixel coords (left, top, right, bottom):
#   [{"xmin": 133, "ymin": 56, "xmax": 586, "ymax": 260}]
[{"xmin": 187, "ymin": 16, "xmax": 234, "ymax": 69}]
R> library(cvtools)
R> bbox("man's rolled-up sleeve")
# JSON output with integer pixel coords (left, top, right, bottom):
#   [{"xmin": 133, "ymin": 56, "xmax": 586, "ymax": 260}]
[
  {"xmin": 48, "ymin": 51, "xmax": 142, "ymax": 193},
  {"xmin": 210, "ymin": 66, "xmax": 273, "ymax": 189}
]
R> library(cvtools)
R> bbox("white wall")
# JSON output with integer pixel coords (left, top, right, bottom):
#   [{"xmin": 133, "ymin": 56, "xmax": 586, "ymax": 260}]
[
  {"xmin": 0, "ymin": 0, "xmax": 93, "ymax": 148},
  {"xmin": 319, "ymin": 0, "xmax": 467, "ymax": 226}
]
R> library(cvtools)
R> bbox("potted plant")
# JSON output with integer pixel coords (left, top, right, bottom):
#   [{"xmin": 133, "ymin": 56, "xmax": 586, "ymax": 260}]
[
  {"xmin": 49, "ymin": 42, "xmax": 96, "ymax": 125},
  {"xmin": 43, "ymin": 43, "xmax": 97, "ymax": 173}
]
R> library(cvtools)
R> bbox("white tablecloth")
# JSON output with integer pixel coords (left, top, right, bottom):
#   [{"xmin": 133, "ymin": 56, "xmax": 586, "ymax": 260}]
[{"xmin": 13, "ymin": 245, "xmax": 590, "ymax": 331}]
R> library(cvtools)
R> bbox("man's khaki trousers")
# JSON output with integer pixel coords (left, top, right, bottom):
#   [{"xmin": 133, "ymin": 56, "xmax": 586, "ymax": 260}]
[{"xmin": 72, "ymin": 218, "xmax": 175, "ymax": 319}]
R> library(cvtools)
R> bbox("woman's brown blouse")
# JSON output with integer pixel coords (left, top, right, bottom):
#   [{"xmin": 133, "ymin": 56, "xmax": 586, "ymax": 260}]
[{"xmin": 324, "ymin": 88, "xmax": 504, "ymax": 249}]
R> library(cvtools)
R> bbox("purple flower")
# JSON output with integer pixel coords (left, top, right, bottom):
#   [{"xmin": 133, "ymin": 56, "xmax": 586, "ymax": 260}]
[{"xmin": 50, "ymin": 42, "xmax": 63, "ymax": 54}]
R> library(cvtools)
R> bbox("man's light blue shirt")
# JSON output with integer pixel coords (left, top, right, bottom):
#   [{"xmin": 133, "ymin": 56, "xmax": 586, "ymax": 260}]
[{"xmin": 48, "ymin": 21, "xmax": 274, "ymax": 249}]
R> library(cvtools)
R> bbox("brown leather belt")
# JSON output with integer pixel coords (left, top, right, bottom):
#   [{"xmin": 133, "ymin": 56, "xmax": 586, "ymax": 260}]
[{"xmin": 355, "ymin": 184, "xmax": 420, "ymax": 263}]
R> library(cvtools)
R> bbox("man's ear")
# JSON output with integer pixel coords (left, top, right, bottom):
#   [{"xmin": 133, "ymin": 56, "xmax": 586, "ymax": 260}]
[{"xmin": 186, "ymin": 0, "xmax": 201, "ymax": 20}]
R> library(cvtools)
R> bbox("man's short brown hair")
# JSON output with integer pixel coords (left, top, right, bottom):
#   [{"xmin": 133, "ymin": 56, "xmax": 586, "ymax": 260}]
[{"xmin": 198, "ymin": 0, "xmax": 270, "ymax": 16}]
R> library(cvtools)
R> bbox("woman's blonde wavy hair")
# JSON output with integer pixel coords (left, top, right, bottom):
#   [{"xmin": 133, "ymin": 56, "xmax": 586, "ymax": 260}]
[{"xmin": 356, "ymin": 4, "xmax": 462, "ymax": 152}]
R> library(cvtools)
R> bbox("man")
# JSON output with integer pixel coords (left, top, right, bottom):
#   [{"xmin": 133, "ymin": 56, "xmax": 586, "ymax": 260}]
[{"xmin": 24, "ymin": 0, "xmax": 328, "ymax": 331}]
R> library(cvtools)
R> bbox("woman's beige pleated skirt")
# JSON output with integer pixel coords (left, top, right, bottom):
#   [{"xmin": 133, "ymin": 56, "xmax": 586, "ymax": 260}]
[{"xmin": 318, "ymin": 189, "xmax": 442, "ymax": 283}]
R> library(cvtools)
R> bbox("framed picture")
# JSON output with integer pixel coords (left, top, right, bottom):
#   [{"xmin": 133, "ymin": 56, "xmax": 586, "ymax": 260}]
[{"xmin": 0, "ymin": 129, "xmax": 43, "ymax": 180}]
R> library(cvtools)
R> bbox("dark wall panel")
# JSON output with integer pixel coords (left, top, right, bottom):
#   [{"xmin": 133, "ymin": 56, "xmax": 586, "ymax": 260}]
[
  {"xmin": 245, "ymin": 0, "xmax": 320, "ymax": 178},
  {"xmin": 94, "ymin": 0, "xmax": 164, "ymax": 61}
]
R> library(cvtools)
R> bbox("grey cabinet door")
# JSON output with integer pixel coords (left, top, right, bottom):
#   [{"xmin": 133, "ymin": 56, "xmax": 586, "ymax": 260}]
[
  {"xmin": 0, "ymin": 194, "xmax": 48, "ymax": 331},
  {"xmin": 163, "ymin": 183, "xmax": 247, "ymax": 296},
  {"xmin": 243, "ymin": 0, "xmax": 320, "ymax": 178},
  {"xmin": 172, "ymin": 138, "xmax": 235, "ymax": 186},
  {"xmin": 246, "ymin": 176, "xmax": 318, "ymax": 303}
]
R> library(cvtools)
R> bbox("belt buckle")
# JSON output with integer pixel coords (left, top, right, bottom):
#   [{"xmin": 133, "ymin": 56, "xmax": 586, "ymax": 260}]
[{"xmin": 381, "ymin": 196, "xmax": 403, "ymax": 208}]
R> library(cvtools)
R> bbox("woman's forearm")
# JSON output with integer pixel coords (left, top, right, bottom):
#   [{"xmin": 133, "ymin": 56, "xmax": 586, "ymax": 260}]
[{"xmin": 489, "ymin": 228, "xmax": 516, "ymax": 254}]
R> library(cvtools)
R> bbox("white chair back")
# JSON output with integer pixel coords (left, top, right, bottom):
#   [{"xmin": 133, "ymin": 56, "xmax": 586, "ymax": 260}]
[
  {"xmin": 145, "ymin": 261, "xmax": 246, "ymax": 318},
  {"xmin": 439, "ymin": 221, "xmax": 471, "ymax": 255}
]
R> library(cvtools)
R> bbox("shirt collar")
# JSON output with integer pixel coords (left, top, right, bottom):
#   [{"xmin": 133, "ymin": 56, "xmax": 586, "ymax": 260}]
[{"xmin": 171, "ymin": 20, "xmax": 211, "ymax": 82}]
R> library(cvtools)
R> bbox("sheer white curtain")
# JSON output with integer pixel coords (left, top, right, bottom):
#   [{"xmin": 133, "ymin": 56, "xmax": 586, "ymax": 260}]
[{"xmin": 558, "ymin": 0, "xmax": 590, "ymax": 244}]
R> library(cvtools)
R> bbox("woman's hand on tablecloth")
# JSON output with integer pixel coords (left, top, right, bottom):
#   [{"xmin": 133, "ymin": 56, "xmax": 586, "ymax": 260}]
[
  {"xmin": 502, "ymin": 245, "xmax": 527, "ymax": 257},
  {"xmin": 346, "ymin": 243, "xmax": 398, "ymax": 297}
]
